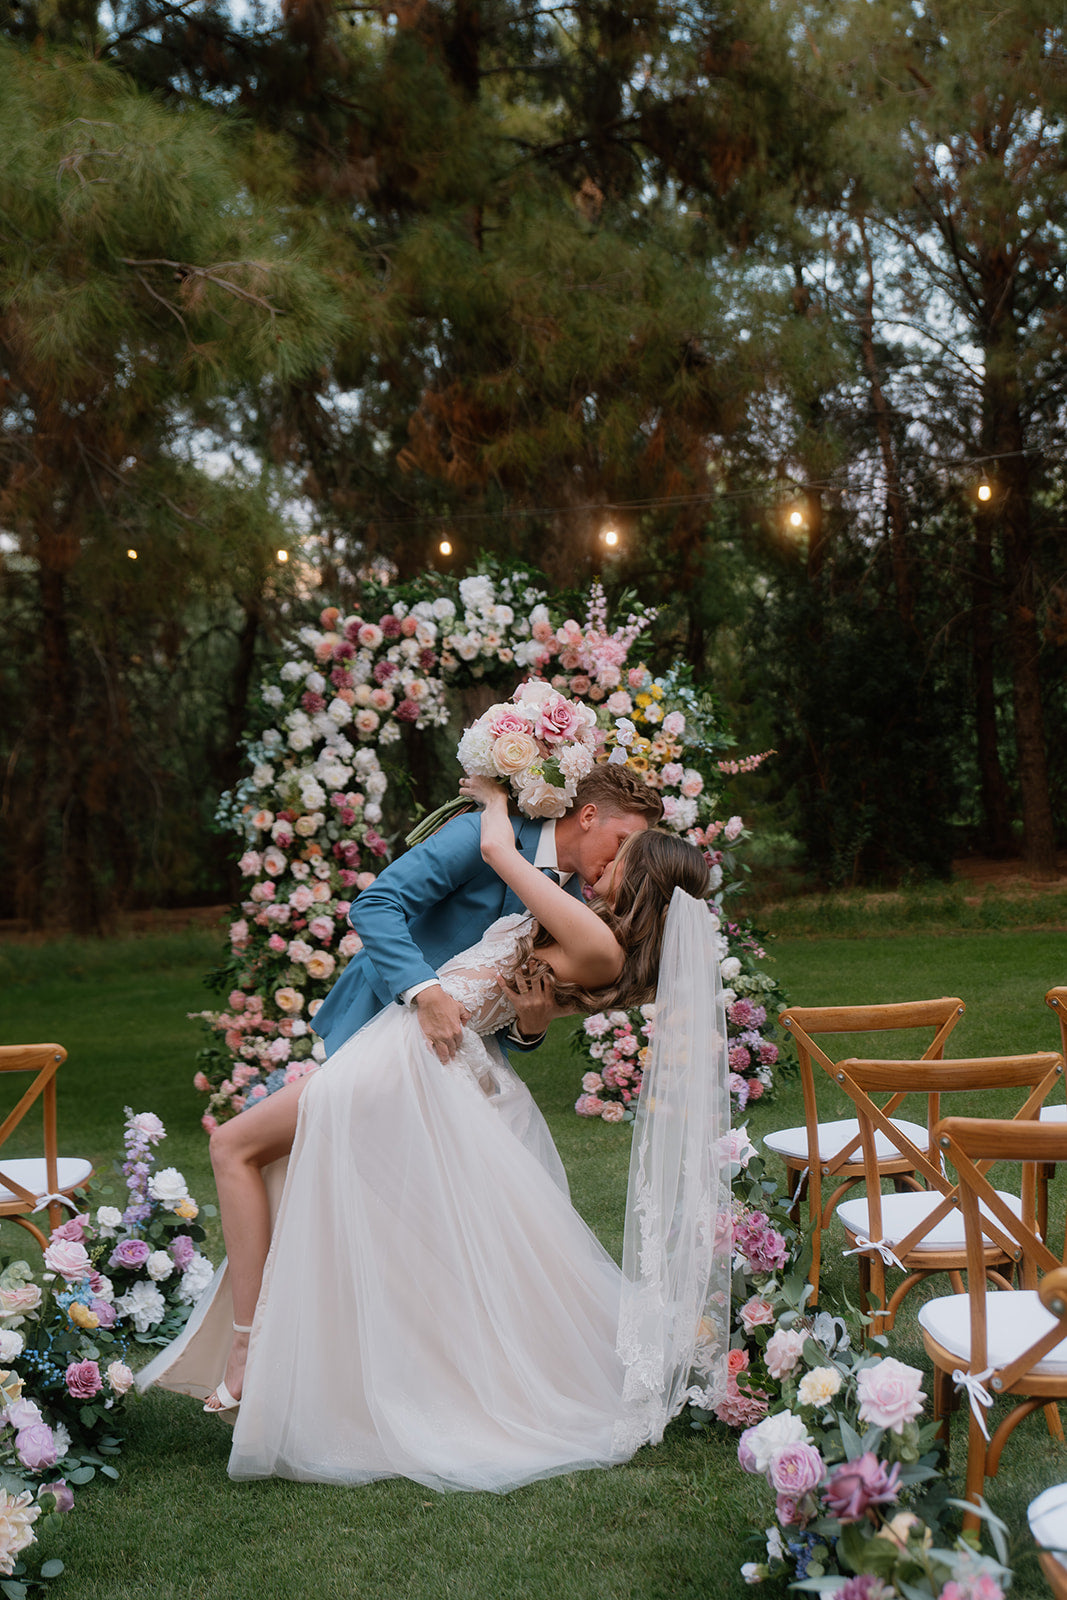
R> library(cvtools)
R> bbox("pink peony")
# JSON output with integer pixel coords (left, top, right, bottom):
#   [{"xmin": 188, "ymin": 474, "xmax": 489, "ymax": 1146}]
[
  {"xmin": 601, "ymin": 1102, "xmax": 625, "ymax": 1123},
  {"xmin": 109, "ymin": 1238, "xmax": 151, "ymax": 1271},
  {"xmin": 49, "ymin": 1213, "xmax": 89, "ymax": 1244},
  {"xmin": 823, "ymin": 1452, "xmax": 902, "ymax": 1521},
  {"xmin": 739, "ymin": 1295, "xmax": 776, "ymax": 1335},
  {"xmin": 43, "ymin": 1239, "xmax": 92, "ymax": 1281},
  {"xmin": 768, "ymin": 1441, "xmax": 824, "ymax": 1497},
  {"xmin": 765, "ymin": 1328, "xmax": 807, "ymax": 1378},
  {"xmin": 574, "ymin": 1094, "xmax": 605, "ymax": 1118},
  {"xmin": 65, "ymin": 1360, "xmax": 102, "ymax": 1400},
  {"xmin": 855, "ymin": 1358, "xmax": 926, "ymax": 1434},
  {"xmin": 15, "ymin": 1422, "xmax": 57, "ymax": 1472}
]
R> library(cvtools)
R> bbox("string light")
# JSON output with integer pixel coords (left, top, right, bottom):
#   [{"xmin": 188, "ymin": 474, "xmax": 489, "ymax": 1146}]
[
  {"xmin": 602, "ymin": 527, "xmax": 619, "ymax": 547},
  {"xmin": 977, "ymin": 482, "xmax": 992, "ymax": 502},
  {"xmin": 439, "ymin": 539, "xmax": 453, "ymax": 556},
  {"xmin": 276, "ymin": 549, "xmax": 289, "ymax": 563},
  {"xmin": 126, "ymin": 549, "xmax": 138, "ymax": 560},
  {"xmin": 788, "ymin": 509, "xmax": 804, "ymax": 528}
]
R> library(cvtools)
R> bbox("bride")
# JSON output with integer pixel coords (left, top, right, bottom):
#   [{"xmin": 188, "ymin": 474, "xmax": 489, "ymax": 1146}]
[{"xmin": 139, "ymin": 776, "xmax": 732, "ymax": 1493}]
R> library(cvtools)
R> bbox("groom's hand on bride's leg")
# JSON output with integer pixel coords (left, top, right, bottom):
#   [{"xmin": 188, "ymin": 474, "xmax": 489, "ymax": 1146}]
[{"xmin": 414, "ymin": 985, "xmax": 470, "ymax": 1062}]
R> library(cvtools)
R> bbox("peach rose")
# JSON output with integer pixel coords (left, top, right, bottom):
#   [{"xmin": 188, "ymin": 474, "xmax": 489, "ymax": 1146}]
[{"xmin": 492, "ymin": 732, "xmax": 539, "ymax": 776}]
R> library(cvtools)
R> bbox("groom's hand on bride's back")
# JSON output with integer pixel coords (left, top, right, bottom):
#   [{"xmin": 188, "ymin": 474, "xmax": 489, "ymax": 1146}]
[{"xmin": 414, "ymin": 985, "xmax": 470, "ymax": 1062}]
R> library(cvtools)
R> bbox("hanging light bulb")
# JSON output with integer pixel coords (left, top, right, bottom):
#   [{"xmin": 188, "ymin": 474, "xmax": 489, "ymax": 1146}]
[
  {"xmin": 439, "ymin": 539, "xmax": 453, "ymax": 556},
  {"xmin": 277, "ymin": 549, "xmax": 289, "ymax": 563},
  {"xmin": 977, "ymin": 481, "xmax": 992, "ymax": 503},
  {"xmin": 126, "ymin": 548, "xmax": 138, "ymax": 560},
  {"xmin": 602, "ymin": 527, "xmax": 619, "ymax": 547},
  {"xmin": 788, "ymin": 509, "xmax": 804, "ymax": 528}
]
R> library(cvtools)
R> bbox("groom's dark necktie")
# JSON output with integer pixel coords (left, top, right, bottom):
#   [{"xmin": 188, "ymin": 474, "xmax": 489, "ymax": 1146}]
[{"xmin": 541, "ymin": 868, "xmax": 561, "ymax": 885}]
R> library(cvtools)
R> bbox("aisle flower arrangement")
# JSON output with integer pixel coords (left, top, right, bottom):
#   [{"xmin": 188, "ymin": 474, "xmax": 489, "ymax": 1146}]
[
  {"xmin": 706, "ymin": 1143, "xmax": 1014, "ymax": 1596},
  {"xmin": 193, "ymin": 557, "xmax": 789, "ymax": 1125},
  {"xmin": 0, "ymin": 1110, "xmax": 215, "ymax": 1586}
]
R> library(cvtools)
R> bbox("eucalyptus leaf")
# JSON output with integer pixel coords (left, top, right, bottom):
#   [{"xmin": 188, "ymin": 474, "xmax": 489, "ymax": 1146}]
[{"xmin": 40, "ymin": 1561, "xmax": 65, "ymax": 1579}]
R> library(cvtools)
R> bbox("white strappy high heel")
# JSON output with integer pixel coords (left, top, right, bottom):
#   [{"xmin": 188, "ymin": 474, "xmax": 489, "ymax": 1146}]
[{"xmin": 204, "ymin": 1321, "xmax": 253, "ymax": 1416}]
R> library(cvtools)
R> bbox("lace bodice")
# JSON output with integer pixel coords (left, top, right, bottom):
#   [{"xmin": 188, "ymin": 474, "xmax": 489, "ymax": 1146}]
[{"xmin": 436, "ymin": 912, "xmax": 533, "ymax": 1036}]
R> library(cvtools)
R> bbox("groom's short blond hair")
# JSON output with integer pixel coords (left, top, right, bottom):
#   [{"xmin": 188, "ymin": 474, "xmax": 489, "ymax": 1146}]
[{"xmin": 573, "ymin": 765, "xmax": 664, "ymax": 824}]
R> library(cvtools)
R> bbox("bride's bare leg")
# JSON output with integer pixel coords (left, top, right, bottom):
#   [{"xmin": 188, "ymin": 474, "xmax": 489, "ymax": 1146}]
[{"xmin": 205, "ymin": 1077, "xmax": 310, "ymax": 1406}]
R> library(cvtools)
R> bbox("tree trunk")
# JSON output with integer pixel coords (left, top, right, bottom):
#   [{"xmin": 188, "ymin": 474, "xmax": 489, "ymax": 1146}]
[
  {"xmin": 983, "ymin": 296, "xmax": 1057, "ymax": 876},
  {"xmin": 856, "ymin": 218, "xmax": 912, "ymax": 625},
  {"xmin": 971, "ymin": 510, "xmax": 1012, "ymax": 856},
  {"xmin": 1001, "ymin": 458, "xmax": 1057, "ymax": 874}
]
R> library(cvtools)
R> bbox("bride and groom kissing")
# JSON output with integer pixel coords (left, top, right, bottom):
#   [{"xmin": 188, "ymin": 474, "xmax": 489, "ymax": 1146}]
[{"xmin": 140, "ymin": 762, "xmax": 731, "ymax": 1493}]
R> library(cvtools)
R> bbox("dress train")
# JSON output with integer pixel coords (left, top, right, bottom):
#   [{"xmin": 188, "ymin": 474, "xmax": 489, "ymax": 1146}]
[{"xmin": 139, "ymin": 898, "xmax": 730, "ymax": 1493}]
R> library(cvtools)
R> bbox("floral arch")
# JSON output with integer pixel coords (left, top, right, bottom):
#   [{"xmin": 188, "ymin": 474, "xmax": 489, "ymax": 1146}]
[{"xmin": 192, "ymin": 561, "xmax": 782, "ymax": 1127}]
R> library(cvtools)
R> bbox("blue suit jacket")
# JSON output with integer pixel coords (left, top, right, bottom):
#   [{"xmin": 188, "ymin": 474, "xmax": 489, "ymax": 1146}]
[{"xmin": 312, "ymin": 811, "xmax": 584, "ymax": 1055}]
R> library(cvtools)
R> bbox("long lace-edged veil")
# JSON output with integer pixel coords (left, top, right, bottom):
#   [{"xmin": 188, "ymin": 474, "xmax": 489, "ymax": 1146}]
[{"xmin": 613, "ymin": 887, "xmax": 731, "ymax": 1452}]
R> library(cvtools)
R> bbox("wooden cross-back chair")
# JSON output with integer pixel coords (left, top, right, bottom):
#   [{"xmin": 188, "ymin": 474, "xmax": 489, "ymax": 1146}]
[
  {"xmin": 1037, "ymin": 989, "xmax": 1067, "ymax": 1235},
  {"xmin": 834, "ymin": 1051, "xmax": 1064, "ymax": 1334},
  {"xmin": 918, "ymin": 1117, "xmax": 1067, "ymax": 1532},
  {"xmin": 0, "ymin": 1044, "xmax": 93, "ymax": 1248},
  {"xmin": 763, "ymin": 998, "xmax": 965, "ymax": 1301},
  {"xmin": 1029, "ymin": 1483, "xmax": 1067, "ymax": 1600}
]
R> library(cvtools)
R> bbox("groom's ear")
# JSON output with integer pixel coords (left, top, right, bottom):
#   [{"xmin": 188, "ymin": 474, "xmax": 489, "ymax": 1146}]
[{"xmin": 575, "ymin": 803, "xmax": 598, "ymax": 832}]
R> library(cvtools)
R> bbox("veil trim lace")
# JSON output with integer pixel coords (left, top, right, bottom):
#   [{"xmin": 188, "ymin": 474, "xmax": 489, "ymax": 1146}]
[{"xmin": 613, "ymin": 888, "xmax": 731, "ymax": 1452}]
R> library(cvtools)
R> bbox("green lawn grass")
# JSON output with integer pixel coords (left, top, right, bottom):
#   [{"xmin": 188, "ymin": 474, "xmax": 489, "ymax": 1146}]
[{"xmin": 0, "ymin": 923, "xmax": 1064, "ymax": 1598}]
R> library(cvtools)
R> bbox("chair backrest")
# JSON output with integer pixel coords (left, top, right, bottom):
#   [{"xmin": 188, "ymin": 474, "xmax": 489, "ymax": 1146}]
[
  {"xmin": 838, "ymin": 1053, "xmax": 1064, "ymax": 1262},
  {"xmin": 1048, "ymin": 988, "xmax": 1067, "ymax": 1059},
  {"xmin": 780, "ymin": 998, "xmax": 965, "ymax": 1172},
  {"xmin": 0, "ymin": 1044, "xmax": 68, "ymax": 1208},
  {"xmin": 936, "ymin": 1116, "xmax": 1067, "ymax": 1390}
]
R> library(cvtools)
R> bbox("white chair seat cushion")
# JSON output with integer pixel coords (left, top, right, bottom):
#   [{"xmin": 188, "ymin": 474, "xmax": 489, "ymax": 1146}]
[
  {"xmin": 0, "ymin": 1157, "xmax": 93, "ymax": 1206},
  {"xmin": 1040, "ymin": 1106, "xmax": 1067, "ymax": 1123},
  {"xmin": 838, "ymin": 1188, "xmax": 1024, "ymax": 1253},
  {"xmin": 1029, "ymin": 1483, "xmax": 1067, "ymax": 1565},
  {"xmin": 762, "ymin": 1117, "xmax": 929, "ymax": 1165},
  {"xmin": 919, "ymin": 1288, "xmax": 1067, "ymax": 1376}
]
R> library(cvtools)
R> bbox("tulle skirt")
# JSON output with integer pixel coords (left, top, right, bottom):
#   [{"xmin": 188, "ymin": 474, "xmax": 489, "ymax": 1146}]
[{"xmin": 141, "ymin": 1004, "xmax": 632, "ymax": 1493}]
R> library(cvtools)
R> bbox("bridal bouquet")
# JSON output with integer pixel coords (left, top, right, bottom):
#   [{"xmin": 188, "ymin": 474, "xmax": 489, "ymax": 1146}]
[{"xmin": 406, "ymin": 681, "xmax": 601, "ymax": 845}]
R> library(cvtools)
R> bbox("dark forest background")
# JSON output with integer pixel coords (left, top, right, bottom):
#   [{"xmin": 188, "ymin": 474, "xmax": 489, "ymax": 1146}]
[{"xmin": 1, "ymin": 0, "xmax": 1064, "ymax": 932}]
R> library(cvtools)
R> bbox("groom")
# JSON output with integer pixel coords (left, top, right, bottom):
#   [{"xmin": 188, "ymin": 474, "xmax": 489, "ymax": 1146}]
[{"xmin": 312, "ymin": 765, "xmax": 663, "ymax": 1062}]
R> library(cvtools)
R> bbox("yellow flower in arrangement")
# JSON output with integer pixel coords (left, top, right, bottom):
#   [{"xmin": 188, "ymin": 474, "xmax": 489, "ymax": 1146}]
[
  {"xmin": 628, "ymin": 755, "xmax": 650, "ymax": 773},
  {"xmin": 175, "ymin": 1197, "xmax": 199, "ymax": 1221},
  {"xmin": 0, "ymin": 1370, "xmax": 23, "ymax": 1406},
  {"xmin": 635, "ymin": 693, "xmax": 652, "ymax": 709},
  {"xmin": 650, "ymin": 684, "xmax": 664, "ymax": 700},
  {"xmin": 68, "ymin": 1302, "xmax": 100, "ymax": 1331},
  {"xmin": 638, "ymin": 1046, "xmax": 649, "ymax": 1065}
]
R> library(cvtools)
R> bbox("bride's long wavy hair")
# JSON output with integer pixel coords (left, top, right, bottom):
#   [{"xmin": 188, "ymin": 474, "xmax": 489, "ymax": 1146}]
[{"xmin": 515, "ymin": 829, "xmax": 711, "ymax": 1013}]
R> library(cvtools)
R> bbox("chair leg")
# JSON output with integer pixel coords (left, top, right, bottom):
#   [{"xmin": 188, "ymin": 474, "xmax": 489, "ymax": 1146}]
[
  {"xmin": 1037, "ymin": 1162, "xmax": 1053, "ymax": 1242},
  {"xmin": 931, "ymin": 1364, "xmax": 954, "ymax": 1448},
  {"xmin": 961, "ymin": 1410, "xmax": 989, "ymax": 1534},
  {"xmin": 1045, "ymin": 1402, "xmax": 1065, "ymax": 1442}
]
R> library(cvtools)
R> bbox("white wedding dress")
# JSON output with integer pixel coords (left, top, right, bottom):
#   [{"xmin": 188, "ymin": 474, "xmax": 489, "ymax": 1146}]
[{"xmin": 140, "ymin": 893, "xmax": 730, "ymax": 1493}]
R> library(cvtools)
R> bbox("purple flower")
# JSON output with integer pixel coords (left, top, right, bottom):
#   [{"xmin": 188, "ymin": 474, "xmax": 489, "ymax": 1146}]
[
  {"xmin": 16, "ymin": 1422, "xmax": 58, "ymax": 1472},
  {"xmin": 109, "ymin": 1238, "xmax": 151, "ymax": 1271},
  {"xmin": 121, "ymin": 1204, "xmax": 152, "ymax": 1229},
  {"xmin": 823, "ymin": 1453, "xmax": 902, "ymax": 1521},
  {"xmin": 65, "ymin": 1359, "xmax": 103, "ymax": 1400},
  {"xmin": 776, "ymin": 1493, "xmax": 801, "ymax": 1526},
  {"xmin": 768, "ymin": 1442, "xmax": 824, "ymax": 1497},
  {"xmin": 837, "ymin": 1578, "xmax": 893, "ymax": 1600},
  {"xmin": 737, "ymin": 1427, "xmax": 760, "ymax": 1473},
  {"xmin": 170, "ymin": 1234, "xmax": 196, "ymax": 1271},
  {"xmin": 90, "ymin": 1298, "xmax": 117, "ymax": 1329},
  {"xmin": 38, "ymin": 1480, "xmax": 74, "ymax": 1514}
]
